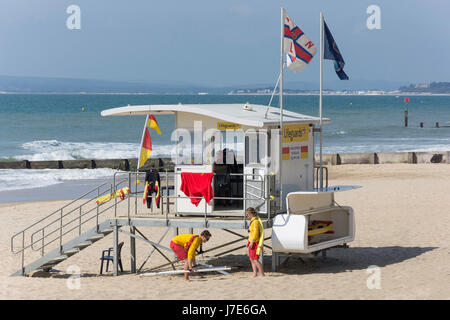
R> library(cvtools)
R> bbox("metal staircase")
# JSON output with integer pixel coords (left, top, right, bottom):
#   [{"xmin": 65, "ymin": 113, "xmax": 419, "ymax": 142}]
[{"xmin": 10, "ymin": 176, "xmax": 130, "ymax": 276}]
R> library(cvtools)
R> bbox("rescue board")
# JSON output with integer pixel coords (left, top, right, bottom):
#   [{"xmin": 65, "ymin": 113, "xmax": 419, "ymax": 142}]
[
  {"xmin": 96, "ymin": 187, "xmax": 130, "ymax": 204},
  {"xmin": 308, "ymin": 221, "xmax": 333, "ymax": 236}
]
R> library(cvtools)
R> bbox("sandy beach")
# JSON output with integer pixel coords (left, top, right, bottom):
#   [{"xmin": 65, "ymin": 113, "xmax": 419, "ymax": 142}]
[{"xmin": 1, "ymin": 163, "xmax": 449, "ymax": 300}]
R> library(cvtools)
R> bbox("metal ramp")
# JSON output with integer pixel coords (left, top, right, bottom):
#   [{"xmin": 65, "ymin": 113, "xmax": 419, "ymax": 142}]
[
  {"xmin": 10, "ymin": 176, "xmax": 130, "ymax": 276},
  {"xmin": 11, "ymin": 221, "xmax": 114, "ymax": 276}
]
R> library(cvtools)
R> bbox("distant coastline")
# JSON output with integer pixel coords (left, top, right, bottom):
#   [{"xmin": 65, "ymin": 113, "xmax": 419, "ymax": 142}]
[
  {"xmin": 0, "ymin": 75, "xmax": 449, "ymax": 95},
  {"xmin": 226, "ymin": 92, "xmax": 450, "ymax": 96},
  {"xmin": 0, "ymin": 91, "xmax": 450, "ymax": 96}
]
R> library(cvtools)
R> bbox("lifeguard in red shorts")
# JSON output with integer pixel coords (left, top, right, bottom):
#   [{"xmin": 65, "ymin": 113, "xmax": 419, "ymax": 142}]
[
  {"xmin": 170, "ymin": 230, "xmax": 211, "ymax": 281},
  {"xmin": 246, "ymin": 207, "xmax": 265, "ymax": 277}
]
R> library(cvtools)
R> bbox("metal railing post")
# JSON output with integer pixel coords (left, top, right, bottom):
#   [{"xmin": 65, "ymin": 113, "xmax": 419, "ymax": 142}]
[
  {"xmin": 165, "ymin": 169, "xmax": 169, "ymax": 214},
  {"xmin": 165, "ymin": 183, "xmax": 169, "ymax": 226},
  {"xmin": 59, "ymin": 209, "xmax": 63, "ymax": 254},
  {"xmin": 113, "ymin": 223, "xmax": 118, "ymax": 276},
  {"xmin": 243, "ymin": 173, "xmax": 247, "ymax": 226},
  {"xmin": 128, "ymin": 172, "xmax": 131, "ymax": 220},
  {"xmin": 133, "ymin": 170, "xmax": 139, "ymax": 216},
  {"xmin": 113, "ymin": 183, "xmax": 117, "ymax": 218},
  {"xmin": 96, "ymin": 187, "xmax": 100, "ymax": 232},
  {"xmin": 21, "ymin": 232, "xmax": 25, "ymax": 275},
  {"xmin": 79, "ymin": 206, "xmax": 82, "ymax": 235},
  {"xmin": 204, "ymin": 197, "xmax": 207, "ymax": 228},
  {"xmin": 160, "ymin": 171, "xmax": 165, "ymax": 217},
  {"xmin": 41, "ymin": 229, "xmax": 45, "ymax": 257},
  {"xmin": 266, "ymin": 174, "xmax": 271, "ymax": 221}
]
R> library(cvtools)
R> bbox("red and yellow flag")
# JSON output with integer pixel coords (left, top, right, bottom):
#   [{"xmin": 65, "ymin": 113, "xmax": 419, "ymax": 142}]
[
  {"xmin": 147, "ymin": 115, "xmax": 161, "ymax": 134},
  {"xmin": 138, "ymin": 114, "xmax": 161, "ymax": 169}
]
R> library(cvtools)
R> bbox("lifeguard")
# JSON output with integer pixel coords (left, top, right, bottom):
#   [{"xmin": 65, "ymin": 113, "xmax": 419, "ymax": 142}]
[
  {"xmin": 246, "ymin": 207, "xmax": 265, "ymax": 277},
  {"xmin": 170, "ymin": 230, "xmax": 212, "ymax": 281}
]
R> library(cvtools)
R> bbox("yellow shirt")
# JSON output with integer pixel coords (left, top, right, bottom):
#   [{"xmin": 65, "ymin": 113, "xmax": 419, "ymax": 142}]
[
  {"xmin": 248, "ymin": 217, "xmax": 261, "ymax": 242},
  {"xmin": 172, "ymin": 234, "xmax": 202, "ymax": 260}
]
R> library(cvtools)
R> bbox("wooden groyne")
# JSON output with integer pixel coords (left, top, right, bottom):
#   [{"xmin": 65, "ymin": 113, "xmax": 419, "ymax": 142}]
[
  {"xmin": 0, "ymin": 151, "xmax": 448, "ymax": 170},
  {"xmin": 0, "ymin": 158, "xmax": 174, "ymax": 171},
  {"xmin": 317, "ymin": 151, "xmax": 450, "ymax": 165}
]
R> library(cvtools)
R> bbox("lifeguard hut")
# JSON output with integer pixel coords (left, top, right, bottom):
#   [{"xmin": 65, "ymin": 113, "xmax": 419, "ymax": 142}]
[
  {"xmin": 10, "ymin": 102, "xmax": 358, "ymax": 276},
  {"xmin": 101, "ymin": 102, "xmax": 323, "ymax": 213},
  {"xmin": 100, "ymin": 102, "xmax": 358, "ymax": 271}
]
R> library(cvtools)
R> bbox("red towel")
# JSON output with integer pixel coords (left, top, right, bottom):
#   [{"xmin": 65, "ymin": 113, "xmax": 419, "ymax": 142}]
[{"xmin": 180, "ymin": 172, "xmax": 214, "ymax": 207}]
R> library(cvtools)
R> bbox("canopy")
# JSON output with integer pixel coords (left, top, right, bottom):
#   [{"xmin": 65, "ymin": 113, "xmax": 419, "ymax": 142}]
[{"xmin": 101, "ymin": 103, "xmax": 330, "ymax": 128}]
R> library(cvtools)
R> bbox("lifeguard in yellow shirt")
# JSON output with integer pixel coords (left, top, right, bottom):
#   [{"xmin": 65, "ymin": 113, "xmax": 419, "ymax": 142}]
[
  {"xmin": 169, "ymin": 230, "xmax": 211, "ymax": 281},
  {"xmin": 246, "ymin": 207, "xmax": 265, "ymax": 277}
]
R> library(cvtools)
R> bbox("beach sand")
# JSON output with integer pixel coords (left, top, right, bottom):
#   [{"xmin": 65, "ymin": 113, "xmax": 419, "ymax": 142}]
[{"xmin": 1, "ymin": 163, "xmax": 449, "ymax": 300}]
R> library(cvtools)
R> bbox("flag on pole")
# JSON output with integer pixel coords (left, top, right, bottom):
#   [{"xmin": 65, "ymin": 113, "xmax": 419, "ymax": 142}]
[
  {"xmin": 283, "ymin": 9, "xmax": 317, "ymax": 72},
  {"xmin": 138, "ymin": 115, "xmax": 161, "ymax": 169},
  {"xmin": 148, "ymin": 114, "xmax": 161, "ymax": 134},
  {"xmin": 323, "ymin": 20, "xmax": 349, "ymax": 80}
]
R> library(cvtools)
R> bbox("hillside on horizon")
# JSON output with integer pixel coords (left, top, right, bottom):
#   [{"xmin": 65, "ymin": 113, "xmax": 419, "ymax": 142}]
[{"xmin": 0, "ymin": 75, "xmax": 442, "ymax": 94}]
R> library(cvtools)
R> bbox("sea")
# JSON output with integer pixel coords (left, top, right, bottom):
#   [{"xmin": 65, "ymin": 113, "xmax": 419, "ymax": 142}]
[{"xmin": 0, "ymin": 93, "xmax": 449, "ymax": 201}]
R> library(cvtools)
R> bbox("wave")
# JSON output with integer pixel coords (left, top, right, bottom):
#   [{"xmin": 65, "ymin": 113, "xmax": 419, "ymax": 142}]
[
  {"xmin": 3, "ymin": 139, "xmax": 248, "ymax": 162},
  {"xmin": 0, "ymin": 168, "xmax": 119, "ymax": 191},
  {"xmin": 6, "ymin": 140, "xmax": 175, "ymax": 161},
  {"xmin": 330, "ymin": 130, "xmax": 347, "ymax": 136}
]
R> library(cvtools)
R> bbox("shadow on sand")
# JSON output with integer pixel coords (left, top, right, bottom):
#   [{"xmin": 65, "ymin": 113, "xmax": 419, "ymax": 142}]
[
  {"xmin": 35, "ymin": 245, "xmax": 437, "ymax": 278},
  {"xmin": 205, "ymin": 246, "xmax": 438, "ymax": 275}
]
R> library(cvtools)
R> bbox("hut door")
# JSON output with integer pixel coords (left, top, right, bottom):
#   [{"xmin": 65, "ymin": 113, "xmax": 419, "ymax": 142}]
[{"xmin": 244, "ymin": 129, "xmax": 269, "ymax": 214}]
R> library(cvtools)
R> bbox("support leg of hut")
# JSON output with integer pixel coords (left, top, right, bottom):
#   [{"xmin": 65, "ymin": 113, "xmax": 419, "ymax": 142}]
[
  {"xmin": 272, "ymin": 251, "xmax": 278, "ymax": 272},
  {"xmin": 172, "ymin": 227, "xmax": 178, "ymax": 260},
  {"xmin": 130, "ymin": 226, "xmax": 136, "ymax": 273},
  {"xmin": 113, "ymin": 224, "xmax": 119, "ymax": 276}
]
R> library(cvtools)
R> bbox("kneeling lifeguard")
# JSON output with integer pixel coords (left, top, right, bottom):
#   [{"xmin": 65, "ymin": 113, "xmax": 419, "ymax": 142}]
[{"xmin": 170, "ymin": 230, "xmax": 212, "ymax": 281}]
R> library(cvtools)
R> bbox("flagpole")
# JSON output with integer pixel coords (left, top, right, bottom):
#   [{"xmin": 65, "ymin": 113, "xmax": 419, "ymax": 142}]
[
  {"xmin": 137, "ymin": 114, "xmax": 149, "ymax": 170},
  {"xmin": 279, "ymin": 7, "xmax": 284, "ymax": 210},
  {"xmin": 319, "ymin": 12, "xmax": 324, "ymax": 189}
]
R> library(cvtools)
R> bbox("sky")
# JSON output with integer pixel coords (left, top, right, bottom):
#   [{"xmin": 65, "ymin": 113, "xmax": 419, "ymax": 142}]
[{"xmin": 0, "ymin": 0, "xmax": 449, "ymax": 87}]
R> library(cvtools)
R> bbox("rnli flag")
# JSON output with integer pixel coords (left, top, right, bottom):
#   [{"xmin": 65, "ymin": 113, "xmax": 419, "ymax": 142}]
[
  {"xmin": 323, "ymin": 20, "xmax": 349, "ymax": 80},
  {"xmin": 283, "ymin": 9, "xmax": 317, "ymax": 73},
  {"xmin": 138, "ymin": 114, "xmax": 161, "ymax": 169}
]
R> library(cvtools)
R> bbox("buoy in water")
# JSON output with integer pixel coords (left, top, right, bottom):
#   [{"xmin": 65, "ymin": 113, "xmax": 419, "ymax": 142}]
[{"xmin": 81, "ymin": 107, "xmax": 86, "ymax": 112}]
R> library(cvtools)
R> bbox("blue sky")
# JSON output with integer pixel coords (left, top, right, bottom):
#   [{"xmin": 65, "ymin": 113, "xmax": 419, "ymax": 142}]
[{"xmin": 0, "ymin": 0, "xmax": 449, "ymax": 87}]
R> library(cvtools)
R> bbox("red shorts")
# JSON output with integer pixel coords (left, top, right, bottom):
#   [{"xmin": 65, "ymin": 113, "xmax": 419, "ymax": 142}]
[
  {"xmin": 248, "ymin": 241, "xmax": 260, "ymax": 260},
  {"xmin": 170, "ymin": 241, "xmax": 187, "ymax": 261}
]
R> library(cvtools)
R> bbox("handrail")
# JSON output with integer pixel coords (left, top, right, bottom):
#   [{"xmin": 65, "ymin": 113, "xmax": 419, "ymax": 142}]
[
  {"xmin": 11, "ymin": 181, "xmax": 112, "ymax": 241},
  {"xmin": 25, "ymin": 198, "xmax": 122, "ymax": 255},
  {"xmin": 11, "ymin": 176, "xmax": 129, "ymax": 255},
  {"xmin": 30, "ymin": 197, "xmax": 120, "ymax": 252},
  {"xmin": 29, "ymin": 178, "xmax": 128, "ymax": 247},
  {"xmin": 28, "ymin": 178, "xmax": 129, "ymax": 253},
  {"xmin": 29, "ymin": 200, "xmax": 122, "ymax": 253}
]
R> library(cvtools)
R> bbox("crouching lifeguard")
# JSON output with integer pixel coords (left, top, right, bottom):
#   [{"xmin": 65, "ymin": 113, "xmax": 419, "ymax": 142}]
[{"xmin": 170, "ymin": 230, "xmax": 212, "ymax": 281}]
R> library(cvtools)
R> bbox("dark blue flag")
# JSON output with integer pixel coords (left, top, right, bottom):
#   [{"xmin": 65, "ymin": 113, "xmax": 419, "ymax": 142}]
[{"xmin": 323, "ymin": 20, "xmax": 349, "ymax": 80}]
